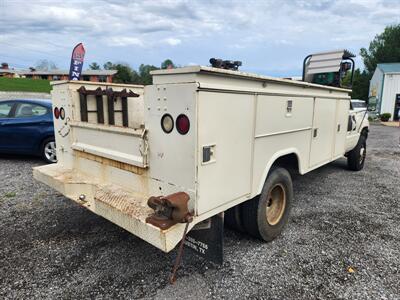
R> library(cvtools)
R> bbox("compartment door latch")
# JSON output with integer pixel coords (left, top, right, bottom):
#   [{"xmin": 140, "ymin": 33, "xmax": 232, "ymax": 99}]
[{"xmin": 202, "ymin": 144, "xmax": 216, "ymax": 164}]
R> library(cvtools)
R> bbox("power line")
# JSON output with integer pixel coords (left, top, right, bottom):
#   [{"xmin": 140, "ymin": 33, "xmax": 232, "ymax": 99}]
[
  {"xmin": 4, "ymin": 35, "xmax": 72, "ymax": 51},
  {"xmin": 0, "ymin": 41, "xmax": 67, "ymax": 60},
  {"xmin": 0, "ymin": 53, "xmax": 35, "ymax": 64}
]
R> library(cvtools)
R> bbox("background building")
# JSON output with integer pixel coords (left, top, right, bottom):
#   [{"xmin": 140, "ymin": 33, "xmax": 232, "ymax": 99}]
[
  {"xmin": 0, "ymin": 63, "xmax": 16, "ymax": 78},
  {"xmin": 369, "ymin": 63, "xmax": 400, "ymax": 121},
  {"xmin": 0, "ymin": 63, "xmax": 117, "ymax": 83}
]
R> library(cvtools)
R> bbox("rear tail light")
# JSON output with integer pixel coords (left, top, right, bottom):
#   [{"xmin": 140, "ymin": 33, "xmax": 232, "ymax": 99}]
[
  {"xmin": 161, "ymin": 114, "xmax": 174, "ymax": 133},
  {"xmin": 59, "ymin": 107, "xmax": 65, "ymax": 120},
  {"xmin": 54, "ymin": 107, "xmax": 60, "ymax": 119},
  {"xmin": 176, "ymin": 114, "xmax": 190, "ymax": 135}
]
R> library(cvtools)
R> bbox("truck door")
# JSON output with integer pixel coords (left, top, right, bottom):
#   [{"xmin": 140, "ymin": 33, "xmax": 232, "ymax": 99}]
[
  {"xmin": 309, "ymin": 98, "xmax": 336, "ymax": 168},
  {"xmin": 346, "ymin": 103, "xmax": 361, "ymax": 152},
  {"xmin": 333, "ymin": 99, "xmax": 349, "ymax": 158}
]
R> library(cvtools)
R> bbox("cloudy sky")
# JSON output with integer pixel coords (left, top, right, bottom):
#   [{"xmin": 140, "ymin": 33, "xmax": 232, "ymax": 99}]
[{"xmin": 1, "ymin": 0, "xmax": 399, "ymax": 76}]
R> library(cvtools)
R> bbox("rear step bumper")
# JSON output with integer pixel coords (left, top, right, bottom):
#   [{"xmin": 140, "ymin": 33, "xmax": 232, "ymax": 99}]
[{"xmin": 33, "ymin": 164, "xmax": 195, "ymax": 252}]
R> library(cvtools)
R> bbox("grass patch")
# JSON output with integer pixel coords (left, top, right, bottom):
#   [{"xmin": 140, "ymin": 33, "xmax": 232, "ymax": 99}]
[
  {"xmin": 0, "ymin": 77, "xmax": 51, "ymax": 93},
  {"xmin": 4, "ymin": 191, "xmax": 17, "ymax": 198},
  {"xmin": 32, "ymin": 191, "xmax": 47, "ymax": 206}
]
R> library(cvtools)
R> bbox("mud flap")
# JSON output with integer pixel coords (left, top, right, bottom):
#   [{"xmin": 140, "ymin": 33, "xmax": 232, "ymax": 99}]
[{"xmin": 184, "ymin": 213, "xmax": 224, "ymax": 265}]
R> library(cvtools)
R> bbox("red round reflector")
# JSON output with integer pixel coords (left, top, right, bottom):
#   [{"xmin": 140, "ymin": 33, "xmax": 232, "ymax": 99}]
[
  {"xmin": 176, "ymin": 114, "xmax": 190, "ymax": 135},
  {"xmin": 54, "ymin": 107, "xmax": 60, "ymax": 119}
]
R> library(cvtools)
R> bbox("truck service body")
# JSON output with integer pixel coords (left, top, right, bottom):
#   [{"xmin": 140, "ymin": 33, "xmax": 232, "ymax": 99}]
[{"xmin": 33, "ymin": 64, "xmax": 369, "ymax": 256}]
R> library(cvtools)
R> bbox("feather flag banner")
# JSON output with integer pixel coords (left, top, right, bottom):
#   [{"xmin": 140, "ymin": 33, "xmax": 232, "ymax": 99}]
[{"xmin": 68, "ymin": 43, "xmax": 85, "ymax": 80}]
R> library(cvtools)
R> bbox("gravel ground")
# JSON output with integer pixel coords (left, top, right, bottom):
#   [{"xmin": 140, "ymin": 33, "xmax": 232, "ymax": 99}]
[{"xmin": 1, "ymin": 124, "xmax": 399, "ymax": 299}]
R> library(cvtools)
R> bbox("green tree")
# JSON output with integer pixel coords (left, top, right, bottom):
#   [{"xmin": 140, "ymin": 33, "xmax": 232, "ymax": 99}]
[
  {"xmin": 352, "ymin": 69, "xmax": 370, "ymax": 100},
  {"xmin": 161, "ymin": 59, "xmax": 175, "ymax": 69},
  {"xmin": 103, "ymin": 61, "xmax": 114, "ymax": 70},
  {"xmin": 101, "ymin": 62, "xmax": 138, "ymax": 84},
  {"xmin": 138, "ymin": 64, "xmax": 158, "ymax": 85},
  {"xmin": 360, "ymin": 24, "xmax": 400, "ymax": 74},
  {"xmin": 343, "ymin": 69, "xmax": 370, "ymax": 100},
  {"xmin": 345, "ymin": 24, "xmax": 400, "ymax": 100},
  {"xmin": 35, "ymin": 59, "xmax": 57, "ymax": 70},
  {"xmin": 113, "ymin": 63, "xmax": 136, "ymax": 83},
  {"xmin": 89, "ymin": 62, "xmax": 101, "ymax": 70},
  {"xmin": 100, "ymin": 59, "xmax": 175, "ymax": 84}
]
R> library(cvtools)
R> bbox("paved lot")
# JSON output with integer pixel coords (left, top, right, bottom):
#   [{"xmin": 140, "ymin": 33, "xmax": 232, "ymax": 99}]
[{"xmin": 1, "ymin": 124, "xmax": 399, "ymax": 299}]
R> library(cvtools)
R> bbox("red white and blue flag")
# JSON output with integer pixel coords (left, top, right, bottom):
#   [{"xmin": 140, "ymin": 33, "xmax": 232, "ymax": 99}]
[{"xmin": 68, "ymin": 43, "xmax": 85, "ymax": 80}]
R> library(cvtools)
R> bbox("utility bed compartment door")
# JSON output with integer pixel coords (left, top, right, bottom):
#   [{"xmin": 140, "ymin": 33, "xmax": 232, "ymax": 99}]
[
  {"xmin": 70, "ymin": 122, "xmax": 147, "ymax": 168},
  {"xmin": 309, "ymin": 98, "xmax": 336, "ymax": 168},
  {"xmin": 197, "ymin": 91, "xmax": 254, "ymax": 215},
  {"xmin": 333, "ymin": 99, "xmax": 349, "ymax": 158}
]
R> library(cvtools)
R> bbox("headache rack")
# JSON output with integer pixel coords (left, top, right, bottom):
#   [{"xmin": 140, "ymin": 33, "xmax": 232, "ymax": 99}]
[
  {"xmin": 77, "ymin": 86, "xmax": 139, "ymax": 127},
  {"xmin": 302, "ymin": 49, "xmax": 356, "ymax": 88}
]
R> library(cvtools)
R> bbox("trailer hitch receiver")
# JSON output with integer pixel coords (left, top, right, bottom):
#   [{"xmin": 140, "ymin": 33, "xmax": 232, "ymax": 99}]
[{"xmin": 146, "ymin": 192, "xmax": 192, "ymax": 230}]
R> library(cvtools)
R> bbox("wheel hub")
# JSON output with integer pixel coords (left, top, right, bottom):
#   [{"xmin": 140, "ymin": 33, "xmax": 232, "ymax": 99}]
[
  {"xmin": 44, "ymin": 141, "xmax": 57, "ymax": 163},
  {"xmin": 266, "ymin": 184, "xmax": 286, "ymax": 226},
  {"xmin": 359, "ymin": 145, "xmax": 366, "ymax": 164}
]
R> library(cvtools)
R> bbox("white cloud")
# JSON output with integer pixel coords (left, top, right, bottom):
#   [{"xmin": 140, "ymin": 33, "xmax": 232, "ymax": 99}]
[
  {"xmin": 275, "ymin": 39, "xmax": 293, "ymax": 45},
  {"xmin": 109, "ymin": 37, "xmax": 144, "ymax": 47},
  {"xmin": 163, "ymin": 38, "xmax": 181, "ymax": 46},
  {"xmin": 1, "ymin": 0, "xmax": 399, "ymax": 75}
]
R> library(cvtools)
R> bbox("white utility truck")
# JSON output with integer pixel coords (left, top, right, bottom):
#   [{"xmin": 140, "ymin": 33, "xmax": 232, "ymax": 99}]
[{"xmin": 34, "ymin": 50, "xmax": 369, "ymax": 277}]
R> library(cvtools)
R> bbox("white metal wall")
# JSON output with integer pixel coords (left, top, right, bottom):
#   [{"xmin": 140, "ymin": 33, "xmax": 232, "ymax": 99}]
[
  {"xmin": 144, "ymin": 83, "xmax": 198, "ymax": 210},
  {"xmin": 381, "ymin": 74, "xmax": 400, "ymax": 120}
]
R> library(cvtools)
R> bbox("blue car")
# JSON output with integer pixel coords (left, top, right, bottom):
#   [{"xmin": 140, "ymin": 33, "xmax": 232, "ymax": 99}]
[{"xmin": 0, "ymin": 99, "xmax": 56, "ymax": 163}]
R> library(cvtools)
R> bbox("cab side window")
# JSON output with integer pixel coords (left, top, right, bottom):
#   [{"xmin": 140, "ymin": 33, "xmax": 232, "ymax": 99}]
[
  {"xmin": 15, "ymin": 103, "xmax": 48, "ymax": 118},
  {"xmin": 0, "ymin": 102, "xmax": 13, "ymax": 118}
]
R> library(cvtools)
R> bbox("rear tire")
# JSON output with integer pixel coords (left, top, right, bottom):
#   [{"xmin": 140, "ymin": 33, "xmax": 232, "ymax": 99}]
[
  {"xmin": 347, "ymin": 135, "xmax": 366, "ymax": 171},
  {"xmin": 241, "ymin": 167, "xmax": 293, "ymax": 241},
  {"xmin": 224, "ymin": 204, "xmax": 245, "ymax": 232},
  {"xmin": 41, "ymin": 137, "xmax": 57, "ymax": 164}
]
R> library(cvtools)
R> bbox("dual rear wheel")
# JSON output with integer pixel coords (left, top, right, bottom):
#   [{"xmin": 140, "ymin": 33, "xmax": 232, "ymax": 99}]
[
  {"xmin": 225, "ymin": 167, "xmax": 293, "ymax": 241},
  {"xmin": 228, "ymin": 133, "xmax": 367, "ymax": 242}
]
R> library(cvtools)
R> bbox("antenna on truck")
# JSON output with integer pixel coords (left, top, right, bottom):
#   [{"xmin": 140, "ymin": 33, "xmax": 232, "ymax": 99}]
[{"xmin": 302, "ymin": 49, "xmax": 355, "ymax": 88}]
